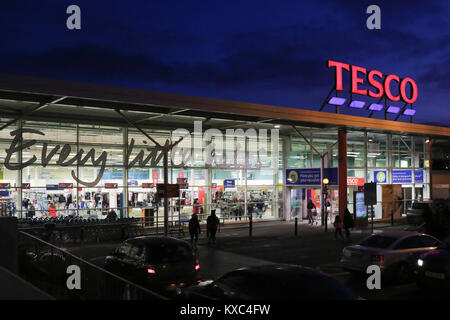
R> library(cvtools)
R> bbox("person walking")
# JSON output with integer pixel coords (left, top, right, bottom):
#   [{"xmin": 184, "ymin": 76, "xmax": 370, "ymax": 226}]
[
  {"xmin": 333, "ymin": 215, "xmax": 344, "ymax": 240},
  {"xmin": 206, "ymin": 209, "xmax": 220, "ymax": 245},
  {"xmin": 307, "ymin": 199, "xmax": 316, "ymax": 224},
  {"xmin": 343, "ymin": 208, "xmax": 354, "ymax": 239},
  {"xmin": 188, "ymin": 214, "xmax": 201, "ymax": 247}
]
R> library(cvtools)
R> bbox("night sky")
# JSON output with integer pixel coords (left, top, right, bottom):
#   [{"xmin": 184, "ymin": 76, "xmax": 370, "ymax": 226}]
[{"xmin": 0, "ymin": 1, "xmax": 449, "ymax": 125}]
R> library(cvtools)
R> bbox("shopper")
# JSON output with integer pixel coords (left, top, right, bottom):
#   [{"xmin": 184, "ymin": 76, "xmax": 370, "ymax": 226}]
[
  {"xmin": 307, "ymin": 199, "xmax": 316, "ymax": 224},
  {"xmin": 343, "ymin": 208, "xmax": 354, "ymax": 239},
  {"xmin": 48, "ymin": 203, "xmax": 57, "ymax": 218},
  {"xmin": 206, "ymin": 209, "xmax": 220, "ymax": 245},
  {"xmin": 188, "ymin": 214, "xmax": 201, "ymax": 247},
  {"xmin": 27, "ymin": 203, "xmax": 36, "ymax": 219},
  {"xmin": 333, "ymin": 216, "xmax": 344, "ymax": 240}
]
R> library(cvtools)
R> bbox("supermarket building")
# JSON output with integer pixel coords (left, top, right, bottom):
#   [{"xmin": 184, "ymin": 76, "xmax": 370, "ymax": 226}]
[{"xmin": 0, "ymin": 72, "xmax": 449, "ymax": 224}]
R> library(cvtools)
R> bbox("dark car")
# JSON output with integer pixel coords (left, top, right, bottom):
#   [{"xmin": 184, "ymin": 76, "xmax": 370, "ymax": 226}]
[
  {"xmin": 406, "ymin": 201, "xmax": 432, "ymax": 225},
  {"xmin": 105, "ymin": 236, "xmax": 200, "ymax": 296},
  {"xmin": 416, "ymin": 239, "xmax": 450, "ymax": 292},
  {"xmin": 179, "ymin": 264, "xmax": 357, "ymax": 300}
]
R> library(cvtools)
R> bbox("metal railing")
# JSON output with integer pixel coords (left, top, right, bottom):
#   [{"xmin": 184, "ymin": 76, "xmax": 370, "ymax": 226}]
[{"xmin": 18, "ymin": 231, "xmax": 169, "ymax": 300}]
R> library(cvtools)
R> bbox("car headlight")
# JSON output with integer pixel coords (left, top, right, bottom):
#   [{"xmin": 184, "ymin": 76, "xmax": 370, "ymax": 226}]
[{"xmin": 417, "ymin": 259, "xmax": 424, "ymax": 267}]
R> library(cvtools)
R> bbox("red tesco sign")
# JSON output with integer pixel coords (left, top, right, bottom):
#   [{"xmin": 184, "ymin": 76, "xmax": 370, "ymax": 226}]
[{"xmin": 328, "ymin": 60, "xmax": 418, "ymax": 104}]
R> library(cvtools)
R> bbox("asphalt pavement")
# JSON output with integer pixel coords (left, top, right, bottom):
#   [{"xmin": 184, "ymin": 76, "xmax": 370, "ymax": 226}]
[{"xmin": 64, "ymin": 219, "xmax": 432, "ymax": 300}]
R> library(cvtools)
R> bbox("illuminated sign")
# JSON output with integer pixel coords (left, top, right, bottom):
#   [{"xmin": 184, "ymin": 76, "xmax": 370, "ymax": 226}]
[
  {"xmin": 347, "ymin": 177, "xmax": 365, "ymax": 186},
  {"xmin": 327, "ymin": 60, "xmax": 418, "ymax": 104},
  {"xmin": 374, "ymin": 170, "xmax": 387, "ymax": 183}
]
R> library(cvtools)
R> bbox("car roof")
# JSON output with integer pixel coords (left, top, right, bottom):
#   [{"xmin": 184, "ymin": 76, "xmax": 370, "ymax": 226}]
[
  {"xmin": 125, "ymin": 236, "xmax": 190, "ymax": 246},
  {"xmin": 374, "ymin": 230, "xmax": 423, "ymax": 239}
]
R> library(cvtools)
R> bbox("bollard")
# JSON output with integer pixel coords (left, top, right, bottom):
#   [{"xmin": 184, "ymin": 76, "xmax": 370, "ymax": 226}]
[
  {"xmin": 295, "ymin": 217, "xmax": 298, "ymax": 236},
  {"xmin": 249, "ymin": 215, "xmax": 253, "ymax": 238}
]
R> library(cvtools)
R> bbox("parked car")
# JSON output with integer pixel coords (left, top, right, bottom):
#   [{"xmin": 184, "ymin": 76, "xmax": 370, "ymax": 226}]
[
  {"xmin": 179, "ymin": 264, "xmax": 357, "ymax": 300},
  {"xmin": 416, "ymin": 238, "xmax": 450, "ymax": 291},
  {"xmin": 104, "ymin": 236, "xmax": 200, "ymax": 296},
  {"xmin": 406, "ymin": 201, "xmax": 432, "ymax": 225},
  {"xmin": 341, "ymin": 231, "xmax": 440, "ymax": 283}
]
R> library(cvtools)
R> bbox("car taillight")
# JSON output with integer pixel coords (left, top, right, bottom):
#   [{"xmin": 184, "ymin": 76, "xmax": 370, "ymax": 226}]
[
  {"xmin": 147, "ymin": 267, "xmax": 156, "ymax": 274},
  {"xmin": 195, "ymin": 264, "xmax": 200, "ymax": 271},
  {"xmin": 371, "ymin": 255, "xmax": 384, "ymax": 264}
]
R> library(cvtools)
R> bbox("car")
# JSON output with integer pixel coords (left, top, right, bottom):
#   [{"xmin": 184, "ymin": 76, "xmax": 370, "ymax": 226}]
[
  {"xmin": 178, "ymin": 264, "xmax": 357, "ymax": 300},
  {"xmin": 341, "ymin": 231, "xmax": 440, "ymax": 283},
  {"xmin": 104, "ymin": 236, "xmax": 200, "ymax": 296},
  {"xmin": 416, "ymin": 239, "xmax": 450, "ymax": 292},
  {"xmin": 406, "ymin": 201, "xmax": 432, "ymax": 225}
]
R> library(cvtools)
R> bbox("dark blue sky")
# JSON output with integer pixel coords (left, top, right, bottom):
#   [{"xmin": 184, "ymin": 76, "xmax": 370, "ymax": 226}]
[{"xmin": 0, "ymin": 1, "xmax": 449, "ymax": 125}]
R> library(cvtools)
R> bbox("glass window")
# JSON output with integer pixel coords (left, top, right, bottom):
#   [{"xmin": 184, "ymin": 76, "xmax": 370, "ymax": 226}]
[{"xmin": 359, "ymin": 235, "xmax": 397, "ymax": 248}]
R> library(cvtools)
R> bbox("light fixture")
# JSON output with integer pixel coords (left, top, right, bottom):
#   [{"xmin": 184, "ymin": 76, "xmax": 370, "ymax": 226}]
[
  {"xmin": 349, "ymin": 100, "xmax": 365, "ymax": 109},
  {"xmin": 274, "ymin": 125, "xmax": 280, "ymax": 129},
  {"xmin": 403, "ymin": 109, "xmax": 416, "ymax": 116},
  {"xmin": 368, "ymin": 103, "xmax": 384, "ymax": 111},
  {"xmin": 322, "ymin": 178, "xmax": 329, "ymax": 185},
  {"xmin": 328, "ymin": 97, "xmax": 346, "ymax": 106},
  {"xmin": 425, "ymin": 139, "xmax": 430, "ymax": 144},
  {"xmin": 386, "ymin": 106, "xmax": 401, "ymax": 114}
]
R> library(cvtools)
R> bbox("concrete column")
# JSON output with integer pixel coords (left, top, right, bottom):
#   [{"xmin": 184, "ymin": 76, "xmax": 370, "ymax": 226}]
[
  {"xmin": 0, "ymin": 217, "xmax": 18, "ymax": 274},
  {"xmin": 338, "ymin": 129, "xmax": 347, "ymax": 222}
]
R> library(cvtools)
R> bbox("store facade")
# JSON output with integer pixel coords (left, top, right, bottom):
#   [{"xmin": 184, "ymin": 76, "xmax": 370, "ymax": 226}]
[{"xmin": 0, "ymin": 74, "xmax": 448, "ymax": 224}]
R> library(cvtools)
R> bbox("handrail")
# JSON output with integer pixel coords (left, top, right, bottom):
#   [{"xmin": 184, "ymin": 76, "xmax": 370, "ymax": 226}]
[{"xmin": 19, "ymin": 231, "xmax": 169, "ymax": 300}]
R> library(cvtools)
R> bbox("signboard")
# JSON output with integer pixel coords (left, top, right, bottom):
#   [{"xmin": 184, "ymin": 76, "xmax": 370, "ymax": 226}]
[
  {"xmin": 347, "ymin": 177, "xmax": 365, "ymax": 186},
  {"xmin": 58, "ymin": 183, "xmax": 73, "ymax": 189},
  {"xmin": 22, "ymin": 183, "xmax": 31, "ymax": 189},
  {"xmin": 211, "ymin": 183, "xmax": 217, "ymax": 188},
  {"xmin": 355, "ymin": 192, "xmax": 367, "ymax": 219},
  {"xmin": 105, "ymin": 183, "xmax": 118, "ymax": 189},
  {"xmin": 157, "ymin": 184, "xmax": 180, "ymax": 198},
  {"xmin": 224, "ymin": 179, "xmax": 236, "ymax": 189},
  {"xmin": 392, "ymin": 170, "xmax": 413, "ymax": 184},
  {"xmin": 46, "ymin": 184, "xmax": 61, "ymax": 190},
  {"xmin": 286, "ymin": 168, "xmax": 338, "ymax": 186},
  {"xmin": 152, "ymin": 171, "xmax": 159, "ymax": 183},
  {"xmin": 374, "ymin": 170, "xmax": 387, "ymax": 183},
  {"xmin": 0, "ymin": 183, "xmax": 10, "ymax": 189},
  {"xmin": 128, "ymin": 180, "xmax": 138, "ymax": 186},
  {"xmin": 142, "ymin": 183, "xmax": 155, "ymax": 188},
  {"xmin": 327, "ymin": 60, "xmax": 418, "ymax": 104},
  {"xmin": 415, "ymin": 170, "xmax": 424, "ymax": 183}
]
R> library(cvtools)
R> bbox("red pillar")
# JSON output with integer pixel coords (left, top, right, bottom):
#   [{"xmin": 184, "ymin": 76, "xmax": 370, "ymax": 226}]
[{"xmin": 338, "ymin": 129, "xmax": 347, "ymax": 221}]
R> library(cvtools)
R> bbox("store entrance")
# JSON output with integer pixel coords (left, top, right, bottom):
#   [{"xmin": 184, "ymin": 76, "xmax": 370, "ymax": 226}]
[{"xmin": 288, "ymin": 187, "xmax": 339, "ymax": 223}]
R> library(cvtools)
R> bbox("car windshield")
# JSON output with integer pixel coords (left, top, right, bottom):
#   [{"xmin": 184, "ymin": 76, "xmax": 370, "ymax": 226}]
[
  {"xmin": 146, "ymin": 244, "xmax": 193, "ymax": 264},
  {"xmin": 359, "ymin": 235, "xmax": 398, "ymax": 249}
]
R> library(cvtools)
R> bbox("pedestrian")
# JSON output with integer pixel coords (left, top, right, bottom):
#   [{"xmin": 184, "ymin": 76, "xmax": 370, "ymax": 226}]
[
  {"xmin": 343, "ymin": 208, "xmax": 354, "ymax": 239},
  {"xmin": 206, "ymin": 209, "xmax": 220, "ymax": 245},
  {"xmin": 333, "ymin": 215, "xmax": 344, "ymax": 240},
  {"xmin": 188, "ymin": 214, "xmax": 201, "ymax": 247},
  {"xmin": 27, "ymin": 203, "xmax": 36, "ymax": 219},
  {"xmin": 307, "ymin": 199, "xmax": 316, "ymax": 224}
]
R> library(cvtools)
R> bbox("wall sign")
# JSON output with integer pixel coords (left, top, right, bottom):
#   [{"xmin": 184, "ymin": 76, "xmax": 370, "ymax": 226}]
[
  {"xmin": 286, "ymin": 168, "xmax": 338, "ymax": 186},
  {"xmin": 224, "ymin": 179, "xmax": 236, "ymax": 189},
  {"xmin": 374, "ymin": 170, "xmax": 387, "ymax": 183}
]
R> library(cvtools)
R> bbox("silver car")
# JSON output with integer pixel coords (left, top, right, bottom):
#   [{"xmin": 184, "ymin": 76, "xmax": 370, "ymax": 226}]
[{"xmin": 341, "ymin": 231, "xmax": 440, "ymax": 282}]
